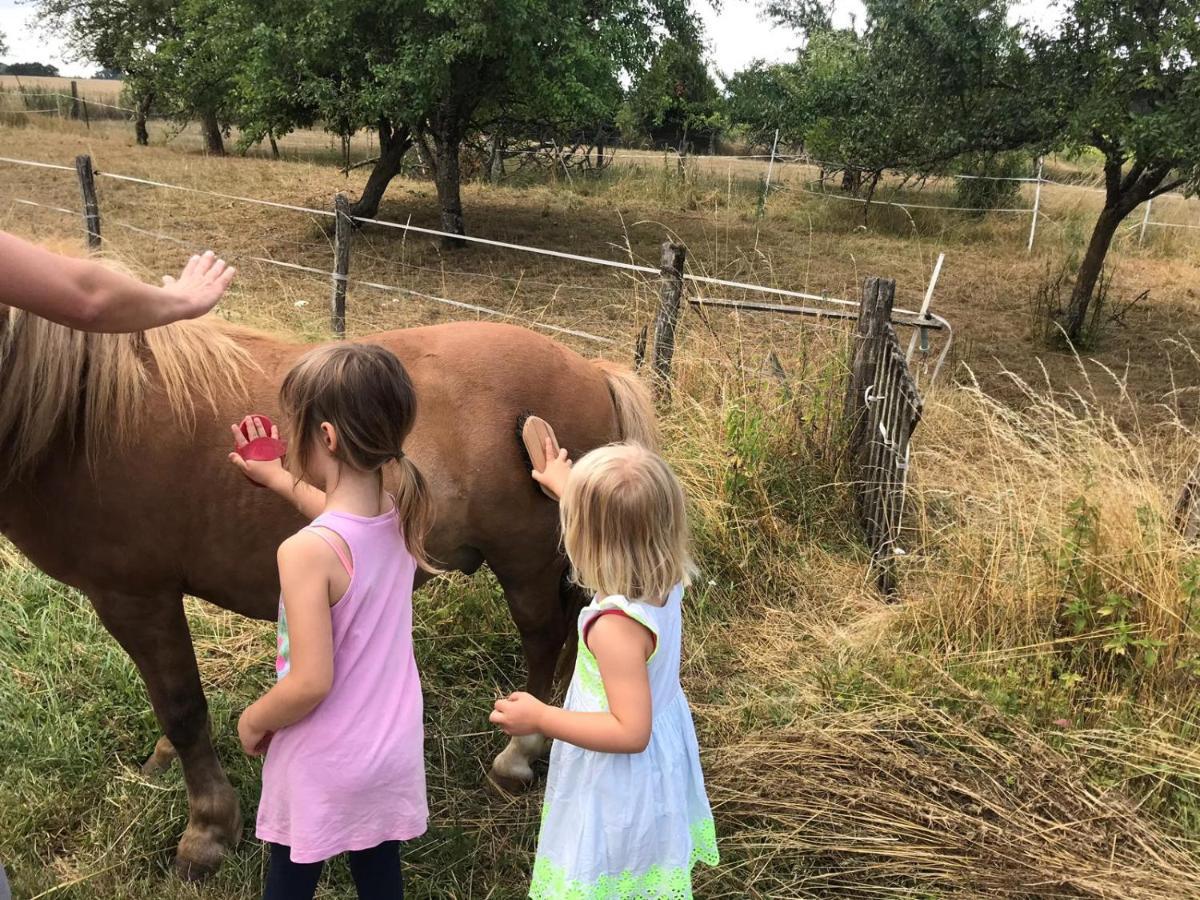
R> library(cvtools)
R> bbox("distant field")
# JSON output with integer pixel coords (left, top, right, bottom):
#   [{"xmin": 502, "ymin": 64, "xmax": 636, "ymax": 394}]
[{"xmin": 0, "ymin": 74, "xmax": 123, "ymax": 98}]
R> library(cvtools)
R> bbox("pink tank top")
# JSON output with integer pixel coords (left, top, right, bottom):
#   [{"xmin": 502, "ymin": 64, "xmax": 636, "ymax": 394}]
[{"xmin": 255, "ymin": 507, "xmax": 428, "ymax": 863}]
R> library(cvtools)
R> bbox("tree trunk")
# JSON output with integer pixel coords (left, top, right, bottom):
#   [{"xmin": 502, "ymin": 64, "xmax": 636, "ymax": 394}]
[
  {"xmin": 431, "ymin": 130, "xmax": 466, "ymax": 247},
  {"xmin": 269, "ymin": 133, "xmax": 279, "ymax": 160},
  {"xmin": 1061, "ymin": 154, "xmax": 1175, "ymax": 344},
  {"xmin": 134, "ymin": 93, "xmax": 152, "ymax": 146},
  {"xmin": 841, "ymin": 167, "xmax": 862, "ymax": 194},
  {"xmin": 488, "ymin": 130, "xmax": 504, "ymax": 183},
  {"xmin": 410, "ymin": 130, "xmax": 434, "ymax": 177},
  {"xmin": 201, "ymin": 111, "xmax": 225, "ymax": 156},
  {"xmin": 348, "ymin": 121, "xmax": 412, "ymax": 220},
  {"xmin": 1062, "ymin": 204, "xmax": 1123, "ymax": 343},
  {"xmin": 861, "ymin": 170, "xmax": 881, "ymax": 227}
]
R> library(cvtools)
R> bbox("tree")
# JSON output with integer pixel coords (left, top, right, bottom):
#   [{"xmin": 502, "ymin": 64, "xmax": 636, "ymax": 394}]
[
  {"xmin": 767, "ymin": 0, "xmax": 1200, "ymax": 345},
  {"xmin": 142, "ymin": 0, "xmax": 254, "ymax": 155},
  {"xmin": 760, "ymin": 0, "xmax": 834, "ymax": 34},
  {"xmin": 724, "ymin": 60, "xmax": 805, "ymax": 151},
  {"xmin": 1038, "ymin": 1, "xmax": 1200, "ymax": 343},
  {"xmin": 239, "ymin": 0, "xmax": 697, "ymax": 240},
  {"xmin": 787, "ymin": 2, "xmax": 1053, "ymax": 193},
  {"xmin": 624, "ymin": 37, "xmax": 725, "ymax": 152},
  {"xmin": 4, "ymin": 62, "xmax": 60, "ymax": 76},
  {"xmin": 34, "ymin": 0, "xmax": 180, "ymax": 146}
]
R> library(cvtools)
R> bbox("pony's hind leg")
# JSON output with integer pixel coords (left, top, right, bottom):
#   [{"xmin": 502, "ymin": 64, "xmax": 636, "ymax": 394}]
[
  {"xmin": 141, "ymin": 735, "xmax": 178, "ymax": 775},
  {"xmin": 91, "ymin": 591, "xmax": 241, "ymax": 880},
  {"xmin": 489, "ymin": 560, "xmax": 574, "ymax": 792}
]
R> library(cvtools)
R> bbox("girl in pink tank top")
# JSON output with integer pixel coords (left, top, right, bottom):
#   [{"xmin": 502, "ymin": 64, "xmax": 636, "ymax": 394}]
[{"xmin": 227, "ymin": 343, "xmax": 437, "ymax": 900}]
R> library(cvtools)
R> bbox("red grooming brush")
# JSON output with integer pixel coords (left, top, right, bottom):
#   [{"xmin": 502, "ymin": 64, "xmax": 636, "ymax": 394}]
[{"xmin": 235, "ymin": 414, "xmax": 288, "ymax": 463}]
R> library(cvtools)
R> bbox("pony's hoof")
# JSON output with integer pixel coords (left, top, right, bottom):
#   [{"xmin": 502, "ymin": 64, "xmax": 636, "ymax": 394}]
[
  {"xmin": 488, "ymin": 733, "xmax": 548, "ymax": 794},
  {"xmin": 487, "ymin": 766, "xmax": 534, "ymax": 796},
  {"xmin": 141, "ymin": 736, "xmax": 177, "ymax": 776},
  {"xmin": 174, "ymin": 802, "xmax": 242, "ymax": 880},
  {"xmin": 174, "ymin": 835, "xmax": 225, "ymax": 881}
]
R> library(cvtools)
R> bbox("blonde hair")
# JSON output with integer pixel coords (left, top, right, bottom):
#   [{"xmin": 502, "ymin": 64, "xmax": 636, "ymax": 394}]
[
  {"xmin": 280, "ymin": 343, "xmax": 436, "ymax": 570},
  {"xmin": 560, "ymin": 443, "xmax": 695, "ymax": 604},
  {"xmin": 0, "ymin": 308, "xmax": 249, "ymax": 487}
]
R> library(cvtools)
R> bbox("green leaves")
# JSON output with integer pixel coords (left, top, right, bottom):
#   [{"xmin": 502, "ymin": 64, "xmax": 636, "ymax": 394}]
[
  {"xmin": 725, "ymin": 60, "xmax": 806, "ymax": 149},
  {"xmin": 623, "ymin": 37, "xmax": 724, "ymax": 149},
  {"xmin": 1044, "ymin": 0, "xmax": 1200, "ymax": 198}
]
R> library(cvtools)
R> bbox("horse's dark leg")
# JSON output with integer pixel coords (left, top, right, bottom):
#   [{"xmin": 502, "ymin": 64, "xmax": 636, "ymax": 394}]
[
  {"xmin": 91, "ymin": 591, "xmax": 241, "ymax": 879},
  {"xmin": 488, "ymin": 558, "xmax": 573, "ymax": 791}
]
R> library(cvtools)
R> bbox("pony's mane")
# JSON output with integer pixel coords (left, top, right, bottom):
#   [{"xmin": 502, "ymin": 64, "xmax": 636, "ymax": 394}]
[{"xmin": 0, "ymin": 310, "xmax": 253, "ymax": 486}]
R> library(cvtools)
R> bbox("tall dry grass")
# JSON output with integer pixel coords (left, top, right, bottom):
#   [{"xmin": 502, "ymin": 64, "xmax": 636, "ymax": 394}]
[{"xmin": 899, "ymin": 366, "xmax": 1199, "ymax": 688}]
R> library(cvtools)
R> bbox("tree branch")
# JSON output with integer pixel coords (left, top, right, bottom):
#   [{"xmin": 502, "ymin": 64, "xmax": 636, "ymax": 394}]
[{"xmin": 1147, "ymin": 177, "xmax": 1187, "ymax": 201}]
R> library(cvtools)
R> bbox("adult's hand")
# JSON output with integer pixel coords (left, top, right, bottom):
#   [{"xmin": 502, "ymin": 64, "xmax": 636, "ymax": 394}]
[
  {"xmin": 160, "ymin": 251, "xmax": 236, "ymax": 321},
  {"xmin": 0, "ymin": 230, "xmax": 236, "ymax": 333}
]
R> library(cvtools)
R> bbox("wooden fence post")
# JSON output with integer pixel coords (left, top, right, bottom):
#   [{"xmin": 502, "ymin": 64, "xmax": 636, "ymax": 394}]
[
  {"xmin": 652, "ymin": 241, "xmax": 687, "ymax": 394},
  {"xmin": 844, "ymin": 276, "xmax": 896, "ymax": 455},
  {"xmin": 845, "ymin": 276, "xmax": 893, "ymax": 582},
  {"xmin": 330, "ymin": 193, "xmax": 352, "ymax": 337},
  {"xmin": 1174, "ymin": 457, "xmax": 1200, "ymax": 540},
  {"xmin": 842, "ymin": 275, "xmax": 928, "ymax": 598},
  {"xmin": 69, "ymin": 80, "xmax": 81, "ymax": 120},
  {"xmin": 74, "ymin": 154, "xmax": 101, "ymax": 251}
]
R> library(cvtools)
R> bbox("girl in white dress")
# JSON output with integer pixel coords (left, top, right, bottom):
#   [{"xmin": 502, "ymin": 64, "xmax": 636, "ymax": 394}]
[{"xmin": 491, "ymin": 431, "xmax": 718, "ymax": 899}]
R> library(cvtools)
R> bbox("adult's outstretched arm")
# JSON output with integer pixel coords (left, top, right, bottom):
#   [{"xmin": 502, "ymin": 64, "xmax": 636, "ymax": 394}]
[{"xmin": 0, "ymin": 230, "xmax": 236, "ymax": 332}]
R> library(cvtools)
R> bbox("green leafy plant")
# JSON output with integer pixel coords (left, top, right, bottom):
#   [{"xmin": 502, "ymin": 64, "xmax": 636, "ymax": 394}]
[{"xmin": 1053, "ymin": 496, "xmax": 1162, "ymax": 676}]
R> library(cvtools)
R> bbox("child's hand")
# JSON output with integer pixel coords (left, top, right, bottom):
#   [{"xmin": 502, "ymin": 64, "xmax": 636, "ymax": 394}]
[
  {"xmin": 237, "ymin": 709, "xmax": 272, "ymax": 757},
  {"xmin": 228, "ymin": 415, "xmax": 286, "ymax": 489},
  {"xmin": 531, "ymin": 439, "xmax": 572, "ymax": 500},
  {"xmin": 490, "ymin": 691, "xmax": 547, "ymax": 736}
]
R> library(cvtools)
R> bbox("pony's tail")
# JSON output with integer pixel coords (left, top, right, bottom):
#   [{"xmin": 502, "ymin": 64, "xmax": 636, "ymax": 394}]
[
  {"xmin": 393, "ymin": 454, "xmax": 441, "ymax": 573},
  {"xmin": 591, "ymin": 359, "xmax": 660, "ymax": 451}
]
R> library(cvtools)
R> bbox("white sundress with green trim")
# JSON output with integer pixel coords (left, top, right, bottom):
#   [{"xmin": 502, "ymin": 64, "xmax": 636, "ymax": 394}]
[{"xmin": 530, "ymin": 584, "xmax": 718, "ymax": 899}]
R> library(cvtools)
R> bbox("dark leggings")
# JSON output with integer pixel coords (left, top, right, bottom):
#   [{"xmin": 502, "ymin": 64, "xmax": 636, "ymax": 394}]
[{"xmin": 263, "ymin": 840, "xmax": 403, "ymax": 900}]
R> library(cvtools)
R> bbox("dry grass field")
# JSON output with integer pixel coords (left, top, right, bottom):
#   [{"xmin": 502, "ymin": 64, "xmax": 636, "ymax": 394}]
[
  {"xmin": 0, "ymin": 75, "xmax": 123, "ymax": 96},
  {"xmin": 1, "ymin": 114, "xmax": 1199, "ymax": 898}
]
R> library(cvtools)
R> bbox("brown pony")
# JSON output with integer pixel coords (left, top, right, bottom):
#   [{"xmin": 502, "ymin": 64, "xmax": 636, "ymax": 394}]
[{"xmin": 0, "ymin": 306, "xmax": 656, "ymax": 878}]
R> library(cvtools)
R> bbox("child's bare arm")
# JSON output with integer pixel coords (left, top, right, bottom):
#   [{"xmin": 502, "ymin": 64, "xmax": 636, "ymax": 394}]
[
  {"xmin": 491, "ymin": 614, "xmax": 654, "ymax": 753},
  {"xmin": 531, "ymin": 439, "xmax": 572, "ymax": 501},
  {"xmin": 237, "ymin": 534, "xmax": 336, "ymax": 754}
]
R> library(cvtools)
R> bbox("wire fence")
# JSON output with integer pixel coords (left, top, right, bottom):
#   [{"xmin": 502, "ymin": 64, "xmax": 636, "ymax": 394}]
[
  {"xmin": 0, "ymin": 152, "xmax": 954, "ymax": 381},
  {"xmin": 5, "ymin": 94, "xmax": 1195, "ymax": 241},
  {"xmin": 1, "ymin": 151, "xmax": 949, "ymax": 594},
  {"xmin": 624, "ymin": 146, "xmax": 1200, "ymax": 244}
]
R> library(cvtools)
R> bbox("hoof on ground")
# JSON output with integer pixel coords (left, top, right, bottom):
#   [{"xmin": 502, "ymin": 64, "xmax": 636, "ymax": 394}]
[
  {"xmin": 141, "ymin": 736, "xmax": 177, "ymax": 776},
  {"xmin": 174, "ymin": 841, "xmax": 225, "ymax": 882},
  {"xmin": 486, "ymin": 766, "xmax": 535, "ymax": 796},
  {"xmin": 174, "ymin": 806, "xmax": 242, "ymax": 881}
]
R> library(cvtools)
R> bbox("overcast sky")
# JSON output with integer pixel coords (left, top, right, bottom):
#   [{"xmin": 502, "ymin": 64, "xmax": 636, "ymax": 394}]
[{"xmin": 1, "ymin": 0, "xmax": 1062, "ymax": 78}]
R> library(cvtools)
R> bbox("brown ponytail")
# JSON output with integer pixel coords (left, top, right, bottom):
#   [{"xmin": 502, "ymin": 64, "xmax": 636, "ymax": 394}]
[
  {"xmin": 280, "ymin": 342, "xmax": 440, "ymax": 571},
  {"xmin": 392, "ymin": 453, "xmax": 438, "ymax": 572}
]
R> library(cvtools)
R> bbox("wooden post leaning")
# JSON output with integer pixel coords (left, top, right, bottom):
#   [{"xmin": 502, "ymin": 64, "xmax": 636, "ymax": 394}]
[
  {"xmin": 651, "ymin": 241, "xmax": 687, "ymax": 397},
  {"xmin": 330, "ymin": 192, "xmax": 353, "ymax": 338}
]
